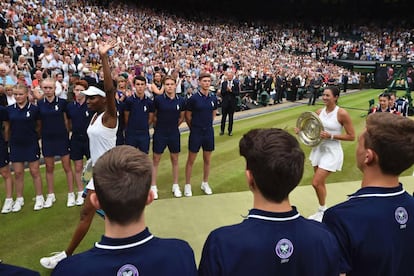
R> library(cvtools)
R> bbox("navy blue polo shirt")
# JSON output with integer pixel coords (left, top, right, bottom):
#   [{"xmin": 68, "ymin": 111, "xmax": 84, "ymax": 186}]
[
  {"xmin": 199, "ymin": 207, "xmax": 340, "ymax": 276},
  {"xmin": 0, "ymin": 263, "xmax": 39, "ymax": 275},
  {"xmin": 186, "ymin": 91, "xmax": 217, "ymax": 129},
  {"xmin": 66, "ymin": 101, "xmax": 93, "ymax": 139},
  {"xmin": 323, "ymin": 184, "xmax": 414, "ymax": 276},
  {"xmin": 37, "ymin": 97, "xmax": 68, "ymax": 139},
  {"xmin": 52, "ymin": 227, "xmax": 197, "ymax": 276},
  {"xmin": 7, "ymin": 102, "xmax": 40, "ymax": 145},
  {"xmin": 154, "ymin": 94, "xmax": 185, "ymax": 131},
  {"xmin": 125, "ymin": 94, "xmax": 154, "ymax": 132},
  {"xmin": 0, "ymin": 106, "xmax": 6, "ymax": 144}
]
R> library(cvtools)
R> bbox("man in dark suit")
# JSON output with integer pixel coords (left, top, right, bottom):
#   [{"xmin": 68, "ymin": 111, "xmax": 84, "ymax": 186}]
[
  {"xmin": 219, "ymin": 72, "xmax": 240, "ymax": 136},
  {"xmin": 342, "ymin": 73, "xmax": 349, "ymax": 92},
  {"xmin": 275, "ymin": 72, "xmax": 286, "ymax": 104},
  {"xmin": 308, "ymin": 73, "xmax": 322, "ymax": 105},
  {"xmin": 290, "ymin": 73, "xmax": 300, "ymax": 101}
]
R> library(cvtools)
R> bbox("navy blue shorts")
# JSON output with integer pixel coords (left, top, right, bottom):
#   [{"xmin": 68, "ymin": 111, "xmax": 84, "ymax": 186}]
[
  {"xmin": 188, "ymin": 127, "xmax": 214, "ymax": 153},
  {"xmin": 70, "ymin": 136, "xmax": 90, "ymax": 161},
  {"xmin": 0, "ymin": 141, "xmax": 10, "ymax": 168},
  {"xmin": 153, "ymin": 129, "xmax": 180, "ymax": 154},
  {"xmin": 125, "ymin": 130, "xmax": 150, "ymax": 154},
  {"xmin": 10, "ymin": 142, "xmax": 40, "ymax": 162},
  {"xmin": 42, "ymin": 137, "xmax": 70, "ymax": 157},
  {"xmin": 116, "ymin": 133, "xmax": 125, "ymax": 146}
]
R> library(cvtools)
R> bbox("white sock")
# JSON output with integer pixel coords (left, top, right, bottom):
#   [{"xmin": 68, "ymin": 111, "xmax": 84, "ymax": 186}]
[{"xmin": 319, "ymin": 205, "xmax": 327, "ymax": 212}]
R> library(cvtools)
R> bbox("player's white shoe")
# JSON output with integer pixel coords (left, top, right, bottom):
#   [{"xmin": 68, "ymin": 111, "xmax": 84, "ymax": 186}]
[
  {"xmin": 172, "ymin": 184, "xmax": 182, "ymax": 198},
  {"xmin": 184, "ymin": 184, "xmax": 192, "ymax": 197},
  {"xmin": 12, "ymin": 197, "xmax": 24, "ymax": 212},
  {"xmin": 201, "ymin": 182, "xmax": 213, "ymax": 195},
  {"xmin": 40, "ymin": 251, "xmax": 67, "ymax": 269},
  {"xmin": 43, "ymin": 193, "xmax": 56, "ymax": 208},
  {"xmin": 1, "ymin": 198, "xmax": 13, "ymax": 214},
  {"xmin": 308, "ymin": 208, "xmax": 325, "ymax": 222},
  {"xmin": 75, "ymin": 191, "xmax": 84, "ymax": 206},
  {"xmin": 33, "ymin": 195, "xmax": 45, "ymax": 211},
  {"xmin": 151, "ymin": 186, "xmax": 158, "ymax": 200},
  {"xmin": 67, "ymin": 192, "xmax": 76, "ymax": 207}
]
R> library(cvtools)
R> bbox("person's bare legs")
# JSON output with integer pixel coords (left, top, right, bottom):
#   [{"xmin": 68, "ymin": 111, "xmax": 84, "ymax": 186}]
[
  {"xmin": 185, "ymin": 151, "xmax": 198, "ymax": 185},
  {"xmin": 12, "ymin": 162, "xmax": 25, "ymax": 198},
  {"xmin": 0, "ymin": 165, "xmax": 13, "ymax": 198},
  {"xmin": 170, "ymin": 152, "xmax": 179, "ymax": 184},
  {"xmin": 73, "ymin": 159, "xmax": 84, "ymax": 192},
  {"xmin": 311, "ymin": 167, "xmax": 331, "ymax": 206},
  {"xmin": 151, "ymin": 153, "xmax": 162, "ymax": 186},
  {"xmin": 44, "ymin": 156, "xmax": 55, "ymax": 194},
  {"xmin": 28, "ymin": 160, "xmax": 43, "ymax": 196},
  {"xmin": 61, "ymin": 154, "xmax": 74, "ymax": 193},
  {"xmin": 65, "ymin": 191, "xmax": 96, "ymax": 256},
  {"xmin": 202, "ymin": 151, "xmax": 212, "ymax": 183}
]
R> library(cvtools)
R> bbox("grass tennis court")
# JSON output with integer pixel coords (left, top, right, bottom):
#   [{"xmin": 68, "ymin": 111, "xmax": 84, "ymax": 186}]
[{"xmin": 1, "ymin": 89, "xmax": 413, "ymax": 275}]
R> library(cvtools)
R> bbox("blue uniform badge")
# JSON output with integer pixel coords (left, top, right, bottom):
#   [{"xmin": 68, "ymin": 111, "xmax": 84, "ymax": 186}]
[
  {"xmin": 117, "ymin": 264, "xmax": 139, "ymax": 276},
  {"xmin": 395, "ymin": 207, "xmax": 408, "ymax": 229},
  {"xmin": 275, "ymin": 238, "xmax": 294, "ymax": 263}
]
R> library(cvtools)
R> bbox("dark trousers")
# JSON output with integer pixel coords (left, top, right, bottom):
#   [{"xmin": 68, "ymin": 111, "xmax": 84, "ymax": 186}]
[
  {"xmin": 308, "ymin": 88, "xmax": 318, "ymax": 105},
  {"xmin": 220, "ymin": 100, "xmax": 235, "ymax": 133},
  {"xmin": 276, "ymin": 88, "xmax": 283, "ymax": 103}
]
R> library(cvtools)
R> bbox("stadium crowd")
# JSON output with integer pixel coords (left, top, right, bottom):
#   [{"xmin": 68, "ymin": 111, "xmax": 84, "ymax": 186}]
[{"xmin": 0, "ymin": 0, "xmax": 413, "ymax": 211}]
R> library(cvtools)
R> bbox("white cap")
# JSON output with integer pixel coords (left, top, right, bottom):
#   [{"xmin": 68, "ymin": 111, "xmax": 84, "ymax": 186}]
[{"xmin": 81, "ymin": 86, "xmax": 106, "ymax": 97}]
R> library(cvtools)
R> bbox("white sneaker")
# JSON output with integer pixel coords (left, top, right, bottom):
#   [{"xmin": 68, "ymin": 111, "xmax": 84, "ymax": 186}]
[
  {"xmin": 40, "ymin": 251, "xmax": 67, "ymax": 269},
  {"xmin": 34, "ymin": 195, "xmax": 45, "ymax": 211},
  {"xmin": 172, "ymin": 184, "xmax": 182, "ymax": 198},
  {"xmin": 12, "ymin": 197, "xmax": 24, "ymax": 212},
  {"xmin": 308, "ymin": 210, "xmax": 325, "ymax": 222},
  {"xmin": 151, "ymin": 186, "xmax": 158, "ymax": 200},
  {"xmin": 1, "ymin": 198, "xmax": 13, "ymax": 214},
  {"xmin": 67, "ymin": 192, "xmax": 75, "ymax": 207},
  {"xmin": 75, "ymin": 191, "xmax": 84, "ymax": 206},
  {"xmin": 184, "ymin": 184, "xmax": 192, "ymax": 197},
  {"xmin": 201, "ymin": 182, "xmax": 213, "ymax": 195},
  {"xmin": 43, "ymin": 193, "xmax": 56, "ymax": 208}
]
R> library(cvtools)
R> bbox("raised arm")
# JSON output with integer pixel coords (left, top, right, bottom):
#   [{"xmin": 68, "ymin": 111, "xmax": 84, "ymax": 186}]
[{"xmin": 99, "ymin": 40, "xmax": 118, "ymax": 127}]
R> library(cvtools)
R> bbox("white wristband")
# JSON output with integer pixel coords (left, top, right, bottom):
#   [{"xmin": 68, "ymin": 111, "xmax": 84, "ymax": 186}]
[{"xmin": 330, "ymin": 134, "xmax": 334, "ymax": 140}]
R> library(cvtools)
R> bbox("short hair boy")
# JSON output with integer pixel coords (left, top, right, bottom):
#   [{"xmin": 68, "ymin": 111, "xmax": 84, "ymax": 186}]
[
  {"xmin": 199, "ymin": 128, "xmax": 340, "ymax": 275},
  {"xmin": 53, "ymin": 145, "xmax": 197, "ymax": 275}
]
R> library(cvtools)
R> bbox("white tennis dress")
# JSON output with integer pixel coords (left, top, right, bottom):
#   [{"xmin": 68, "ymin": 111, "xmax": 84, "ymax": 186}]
[
  {"xmin": 309, "ymin": 106, "xmax": 343, "ymax": 172},
  {"xmin": 85, "ymin": 112, "xmax": 118, "ymax": 190}
]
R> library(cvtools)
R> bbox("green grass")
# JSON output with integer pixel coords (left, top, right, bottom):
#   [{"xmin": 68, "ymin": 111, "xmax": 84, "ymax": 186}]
[{"xmin": 0, "ymin": 89, "xmax": 412, "ymax": 274}]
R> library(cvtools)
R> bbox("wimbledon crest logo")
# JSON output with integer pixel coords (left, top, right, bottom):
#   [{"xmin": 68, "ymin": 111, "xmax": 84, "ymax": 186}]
[
  {"xmin": 395, "ymin": 207, "xmax": 408, "ymax": 229},
  {"xmin": 117, "ymin": 264, "xmax": 139, "ymax": 276},
  {"xmin": 275, "ymin": 238, "xmax": 294, "ymax": 263}
]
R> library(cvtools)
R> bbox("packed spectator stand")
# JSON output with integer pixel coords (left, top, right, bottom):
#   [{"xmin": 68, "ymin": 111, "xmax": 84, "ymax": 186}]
[{"xmin": 0, "ymin": 1, "xmax": 413, "ymax": 107}]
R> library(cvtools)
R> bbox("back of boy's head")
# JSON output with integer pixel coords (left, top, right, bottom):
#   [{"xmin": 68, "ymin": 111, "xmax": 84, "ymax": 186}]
[
  {"xmin": 93, "ymin": 145, "xmax": 152, "ymax": 225},
  {"xmin": 239, "ymin": 128, "xmax": 304, "ymax": 203}
]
